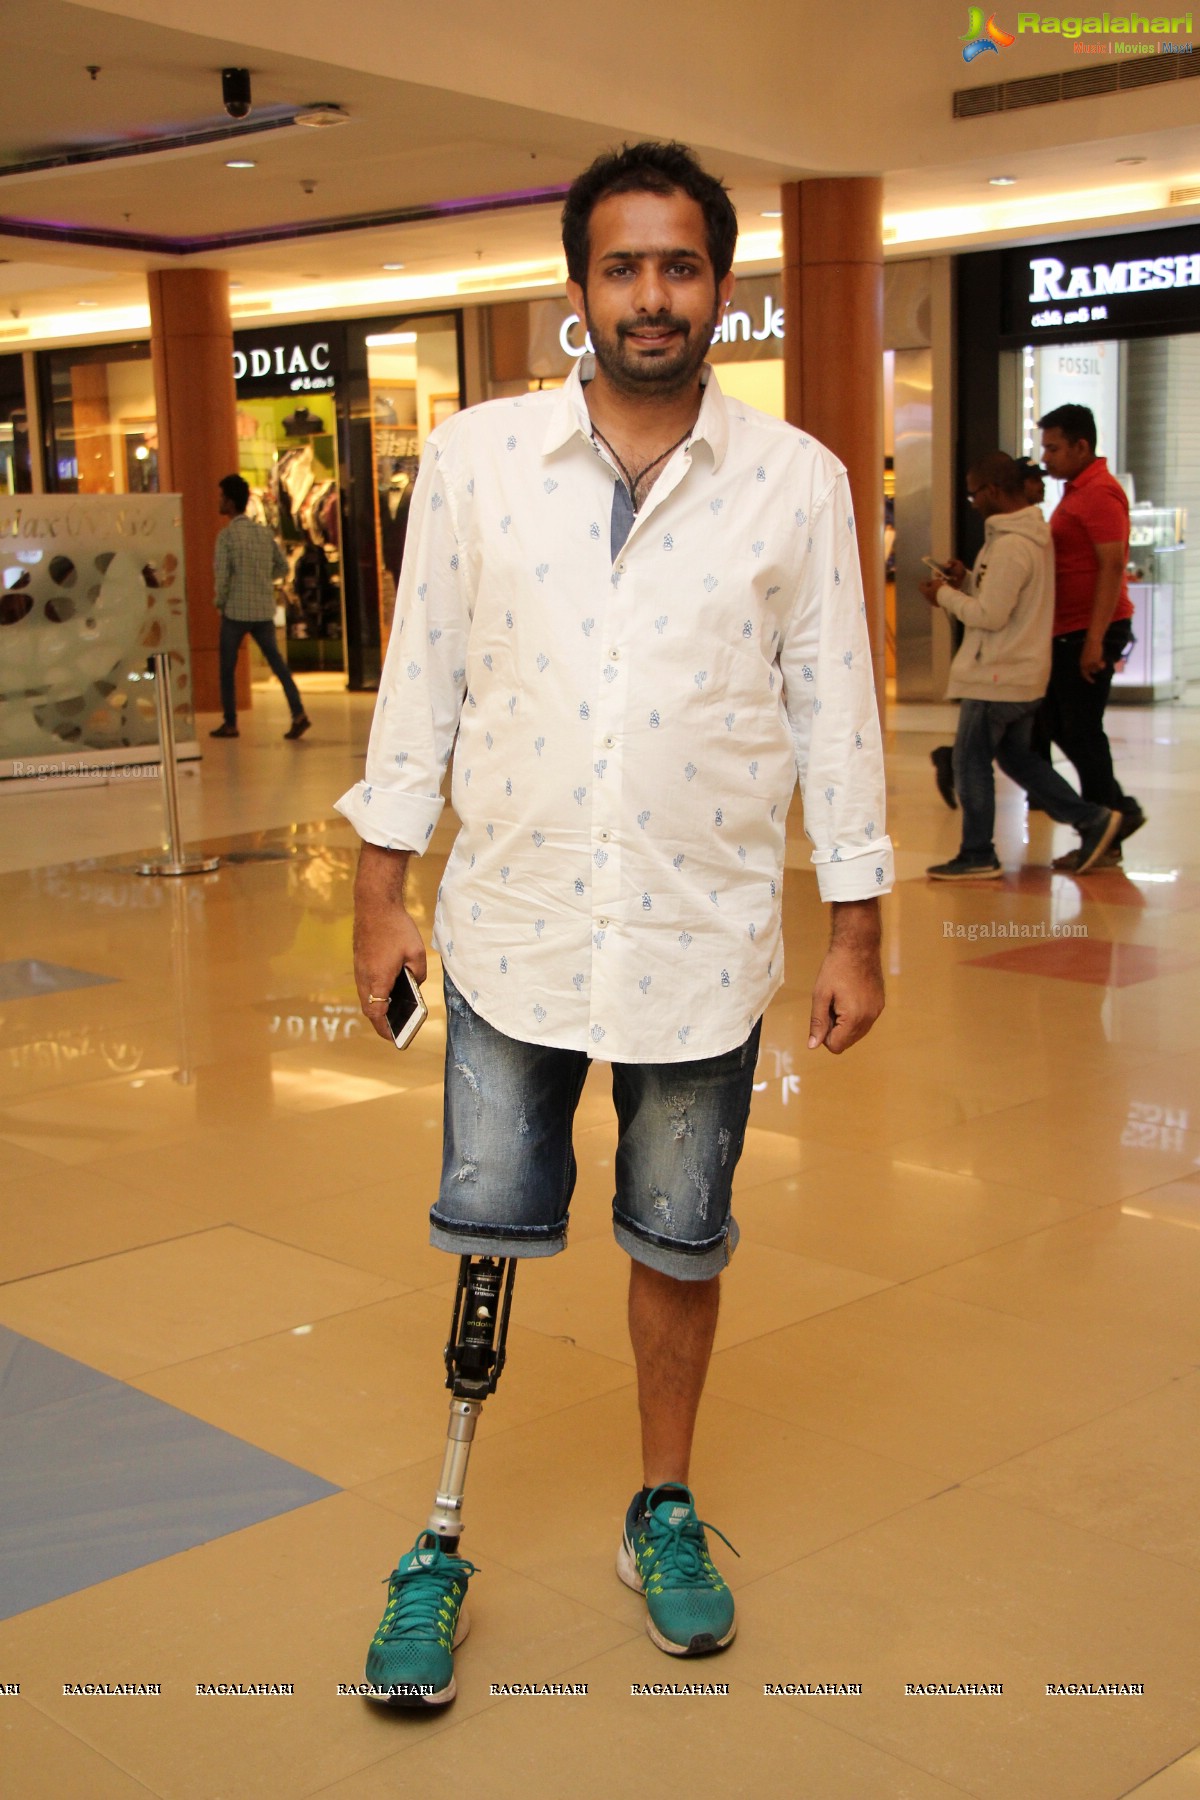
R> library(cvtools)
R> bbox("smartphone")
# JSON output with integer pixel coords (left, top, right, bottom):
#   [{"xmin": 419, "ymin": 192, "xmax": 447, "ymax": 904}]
[
  {"xmin": 386, "ymin": 967, "xmax": 428, "ymax": 1050},
  {"xmin": 922, "ymin": 555, "xmax": 951, "ymax": 578}
]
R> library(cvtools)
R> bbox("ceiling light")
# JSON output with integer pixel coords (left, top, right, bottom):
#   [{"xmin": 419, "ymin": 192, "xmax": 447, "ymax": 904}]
[
  {"xmin": 381, "ymin": 262, "xmax": 406, "ymax": 271},
  {"xmin": 988, "ymin": 175, "xmax": 1017, "ymax": 186},
  {"xmin": 366, "ymin": 332, "xmax": 419, "ymax": 347},
  {"xmin": 77, "ymin": 299, "xmax": 99, "ymax": 307},
  {"xmin": 760, "ymin": 209, "xmax": 782, "ymax": 219},
  {"xmin": 226, "ymin": 159, "xmax": 256, "ymax": 170},
  {"xmin": 294, "ymin": 104, "xmax": 349, "ymax": 128},
  {"xmin": 1116, "ymin": 155, "xmax": 1147, "ymax": 166}
]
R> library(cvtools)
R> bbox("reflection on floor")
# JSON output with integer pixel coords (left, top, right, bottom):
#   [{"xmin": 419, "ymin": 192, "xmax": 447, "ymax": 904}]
[{"xmin": 0, "ymin": 683, "xmax": 1198, "ymax": 1799}]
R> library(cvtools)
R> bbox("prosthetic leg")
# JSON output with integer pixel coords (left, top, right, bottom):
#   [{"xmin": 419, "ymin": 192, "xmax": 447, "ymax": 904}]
[{"xmin": 426, "ymin": 1255, "xmax": 517, "ymax": 1551}]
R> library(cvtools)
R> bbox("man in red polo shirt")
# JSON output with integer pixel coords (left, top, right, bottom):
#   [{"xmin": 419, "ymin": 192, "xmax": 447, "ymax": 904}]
[{"xmin": 1038, "ymin": 403, "xmax": 1145, "ymax": 870}]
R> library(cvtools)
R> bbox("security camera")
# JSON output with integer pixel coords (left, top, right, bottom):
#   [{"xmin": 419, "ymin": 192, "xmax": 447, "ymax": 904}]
[{"xmin": 222, "ymin": 68, "xmax": 252, "ymax": 120}]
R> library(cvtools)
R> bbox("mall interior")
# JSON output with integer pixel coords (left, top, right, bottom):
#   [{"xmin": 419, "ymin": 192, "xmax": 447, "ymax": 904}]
[{"xmin": 1, "ymin": 4, "xmax": 1199, "ymax": 1796}]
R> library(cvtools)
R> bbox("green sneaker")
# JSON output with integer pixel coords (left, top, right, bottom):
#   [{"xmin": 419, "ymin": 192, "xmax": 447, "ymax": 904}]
[
  {"xmin": 617, "ymin": 1485, "xmax": 738, "ymax": 1655},
  {"xmin": 364, "ymin": 1532, "xmax": 476, "ymax": 1707}
]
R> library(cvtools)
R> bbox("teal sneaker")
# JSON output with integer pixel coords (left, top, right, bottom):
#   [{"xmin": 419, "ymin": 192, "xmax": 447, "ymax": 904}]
[
  {"xmin": 617, "ymin": 1485, "xmax": 739, "ymax": 1655},
  {"xmin": 364, "ymin": 1532, "xmax": 476, "ymax": 1707}
]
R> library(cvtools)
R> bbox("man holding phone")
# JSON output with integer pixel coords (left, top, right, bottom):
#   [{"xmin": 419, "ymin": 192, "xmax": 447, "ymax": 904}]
[
  {"xmin": 919, "ymin": 452, "xmax": 1121, "ymax": 879},
  {"xmin": 337, "ymin": 141, "xmax": 892, "ymax": 1702}
]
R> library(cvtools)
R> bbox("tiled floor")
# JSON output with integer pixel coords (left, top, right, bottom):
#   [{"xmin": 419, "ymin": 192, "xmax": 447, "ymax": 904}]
[{"xmin": 0, "ymin": 681, "xmax": 1198, "ymax": 1798}]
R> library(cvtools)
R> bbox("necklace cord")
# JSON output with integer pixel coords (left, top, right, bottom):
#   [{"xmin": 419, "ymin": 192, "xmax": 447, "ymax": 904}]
[{"xmin": 590, "ymin": 423, "xmax": 693, "ymax": 511}]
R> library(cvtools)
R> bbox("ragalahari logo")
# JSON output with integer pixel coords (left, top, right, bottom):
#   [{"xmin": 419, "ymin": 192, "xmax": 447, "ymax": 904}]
[{"xmin": 961, "ymin": 7, "xmax": 1017, "ymax": 57}]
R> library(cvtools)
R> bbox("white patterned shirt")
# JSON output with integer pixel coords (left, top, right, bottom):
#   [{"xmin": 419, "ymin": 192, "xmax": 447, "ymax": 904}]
[{"xmin": 335, "ymin": 359, "xmax": 893, "ymax": 1063}]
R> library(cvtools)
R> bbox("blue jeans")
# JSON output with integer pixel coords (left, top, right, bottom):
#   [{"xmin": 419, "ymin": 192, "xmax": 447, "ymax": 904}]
[
  {"xmin": 218, "ymin": 616, "xmax": 304, "ymax": 725},
  {"xmin": 954, "ymin": 698, "xmax": 1110, "ymax": 862},
  {"xmin": 430, "ymin": 976, "xmax": 762, "ymax": 1280}
]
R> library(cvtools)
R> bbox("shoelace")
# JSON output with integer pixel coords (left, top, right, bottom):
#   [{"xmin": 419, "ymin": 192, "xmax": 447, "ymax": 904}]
[
  {"xmin": 376, "ymin": 1546, "xmax": 478, "ymax": 1643},
  {"xmin": 643, "ymin": 1509, "xmax": 739, "ymax": 1586}
]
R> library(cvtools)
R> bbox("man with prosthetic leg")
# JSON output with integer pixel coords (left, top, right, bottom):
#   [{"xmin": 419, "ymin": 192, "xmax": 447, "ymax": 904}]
[{"xmin": 338, "ymin": 142, "xmax": 892, "ymax": 1708}]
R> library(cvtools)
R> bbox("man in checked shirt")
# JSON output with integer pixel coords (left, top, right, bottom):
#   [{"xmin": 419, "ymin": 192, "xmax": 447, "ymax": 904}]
[{"xmin": 337, "ymin": 141, "xmax": 892, "ymax": 1706}]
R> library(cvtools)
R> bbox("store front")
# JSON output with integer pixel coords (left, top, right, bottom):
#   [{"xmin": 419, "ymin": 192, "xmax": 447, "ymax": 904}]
[
  {"xmin": 484, "ymin": 273, "xmax": 786, "ymax": 413},
  {"xmin": 231, "ymin": 323, "xmax": 348, "ymax": 679},
  {"xmin": 958, "ymin": 221, "xmax": 1199, "ymax": 700},
  {"xmin": 32, "ymin": 309, "xmax": 465, "ymax": 693},
  {"xmin": 39, "ymin": 341, "xmax": 159, "ymax": 497}
]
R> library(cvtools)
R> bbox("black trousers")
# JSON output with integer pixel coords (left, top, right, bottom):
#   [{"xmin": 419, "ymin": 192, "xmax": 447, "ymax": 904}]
[{"xmin": 1042, "ymin": 620, "xmax": 1137, "ymax": 814}]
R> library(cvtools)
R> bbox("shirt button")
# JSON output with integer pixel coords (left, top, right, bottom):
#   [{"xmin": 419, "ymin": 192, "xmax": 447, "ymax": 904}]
[
  {"xmin": 617, "ymin": 561, "xmax": 626, "ymax": 573},
  {"xmin": 598, "ymin": 917, "xmax": 609, "ymax": 928},
  {"xmin": 604, "ymin": 735, "xmax": 616, "ymax": 749},
  {"xmin": 598, "ymin": 829, "xmax": 610, "ymax": 842},
  {"xmin": 609, "ymin": 648, "xmax": 620, "ymax": 661}
]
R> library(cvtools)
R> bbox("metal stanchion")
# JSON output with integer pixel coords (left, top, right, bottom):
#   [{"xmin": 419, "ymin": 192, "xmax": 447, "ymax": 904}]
[{"xmin": 137, "ymin": 652, "xmax": 220, "ymax": 877}]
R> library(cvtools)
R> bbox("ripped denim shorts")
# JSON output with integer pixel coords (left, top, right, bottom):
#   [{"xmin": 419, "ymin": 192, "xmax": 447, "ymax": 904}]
[{"xmin": 429, "ymin": 975, "xmax": 762, "ymax": 1281}]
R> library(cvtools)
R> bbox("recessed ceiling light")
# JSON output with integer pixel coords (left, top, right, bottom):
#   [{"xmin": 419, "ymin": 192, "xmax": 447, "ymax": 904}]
[
  {"xmin": 294, "ymin": 104, "xmax": 349, "ymax": 128},
  {"xmin": 382, "ymin": 262, "xmax": 405, "ymax": 271},
  {"xmin": 1116, "ymin": 155, "xmax": 1147, "ymax": 166},
  {"xmin": 988, "ymin": 175, "xmax": 1017, "ymax": 186},
  {"xmin": 226, "ymin": 159, "xmax": 256, "ymax": 170},
  {"xmin": 760, "ymin": 209, "xmax": 782, "ymax": 219}
]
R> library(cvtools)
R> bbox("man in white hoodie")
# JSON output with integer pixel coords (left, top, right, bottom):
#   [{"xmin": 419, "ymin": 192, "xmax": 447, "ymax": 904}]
[{"xmin": 920, "ymin": 453, "xmax": 1121, "ymax": 881}]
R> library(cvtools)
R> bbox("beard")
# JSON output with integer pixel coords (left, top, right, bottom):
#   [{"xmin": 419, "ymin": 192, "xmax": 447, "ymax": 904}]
[{"xmin": 583, "ymin": 296, "xmax": 721, "ymax": 397}]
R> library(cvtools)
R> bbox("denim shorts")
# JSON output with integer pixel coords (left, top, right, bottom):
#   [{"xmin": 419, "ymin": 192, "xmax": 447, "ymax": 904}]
[{"xmin": 429, "ymin": 976, "xmax": 762, "ymax": 1280}]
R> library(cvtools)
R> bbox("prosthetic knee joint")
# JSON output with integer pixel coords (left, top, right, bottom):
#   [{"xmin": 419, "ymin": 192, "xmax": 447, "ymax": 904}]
[{"xmin": 426, "ymin": 1255, "xmax": 516, "ymax": 1551}]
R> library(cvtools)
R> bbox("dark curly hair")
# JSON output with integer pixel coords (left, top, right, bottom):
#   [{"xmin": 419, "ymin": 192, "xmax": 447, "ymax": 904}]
[{"xmin": 561, "ymin": 141, "xmax": 738, "ymax": 289}]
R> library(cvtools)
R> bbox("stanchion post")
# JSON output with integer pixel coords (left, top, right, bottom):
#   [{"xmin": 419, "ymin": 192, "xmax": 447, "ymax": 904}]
[{"xmin": 137, "ymin": 652, "xmax": 220, "ymax": 877}]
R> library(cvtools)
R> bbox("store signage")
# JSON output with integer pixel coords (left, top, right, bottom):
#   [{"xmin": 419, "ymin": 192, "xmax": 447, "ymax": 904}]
[
  {"xmin": 559, "ymin": 294, "xmax": 786, "ymax": 358},
  {"xmin": 232, "ymin": 341, "xmax": 331, "ymax": 380},
  {"xmin": 231, "ymin": 325, "xmax": 342, "ymax": 393},
  {"xmin": 1002, "ymin": 223, "xmax": 1200, "ymax": 341}
]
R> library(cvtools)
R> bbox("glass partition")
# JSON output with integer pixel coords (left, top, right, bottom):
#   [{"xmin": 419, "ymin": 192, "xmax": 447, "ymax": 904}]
[{"xmin": 42, "ymin": 343, "xmax": 158, "ymax": 496}]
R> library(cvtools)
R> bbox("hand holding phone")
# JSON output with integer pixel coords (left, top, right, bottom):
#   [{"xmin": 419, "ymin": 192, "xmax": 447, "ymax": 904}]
[
  {"xmin": 386, "ymin": 966, "xmax": 428, "ymax": 1050},
  {"xmin": 921, "ymin": 556, "xmax": 950, "ymax": 578}
]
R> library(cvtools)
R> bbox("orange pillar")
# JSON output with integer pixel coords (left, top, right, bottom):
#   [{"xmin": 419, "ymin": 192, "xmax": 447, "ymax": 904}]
[
  {"xmin": 781, "ymin": 179, "xmax": 885, "ymax": 706},
  {"xmin": 148, "ymin": 269, "xmax": 244, "ymax": 715}
]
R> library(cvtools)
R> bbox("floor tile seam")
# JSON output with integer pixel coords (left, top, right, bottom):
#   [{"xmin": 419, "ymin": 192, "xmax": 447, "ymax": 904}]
[
  {"xmin": 327, "ymin": 1485, "xmax": 649, "ymax": 1641},
  {"xmin": 103, "ymin": 1286, "xmax": 435, "ymax": 1385},
  {"xmin": 345, "ymin": 1381, "xmax": 643, "ymax": 1502},
  {"xmin": 699, "ymin": 1377, "xmax": 960, "ymax": 1485},
  {"xmin": 211, "ymin": 1220, "xmax": 426, "ymax": 1293},
  {"xmin": 724, "ymin": 1695, "xmax": 986, "ymax": 1800},
  {"xmin": 11, "ymin": 1692, "xmax": 166, "ymax": 1798},
  {"xmin": 740, "ymin": 1201, "xmax": 1100, "ymax": 1290},
  {"xmin": 1115, "ymin": 1744, "xmax": 1200, "ymax": 1799},
  {"xmin": 735, "ymin": 1479, "xmax": 965, "ymax": 1589},
  {"xmin": 327, "ymin": 1368, "xmax": 639, "ymax": 1488},
  {"xmin": 884, "ymin": 1151, "xmax": 1186, "ymax": 1209},
  {"xmin": 0, "ymin": 1222, "xmax": 231, "ymax": 1294},
  {"xmin": 900, "ymin": 1267, "xmax": 1200, "ymax": 1345},
  {"xmin": 961, "ymin": 1478, "xmax": 1200, "ymax": 1588},
  {"xmin": 878, "ymin": 1197, "xmax": 1177, "ymax": 1292}
]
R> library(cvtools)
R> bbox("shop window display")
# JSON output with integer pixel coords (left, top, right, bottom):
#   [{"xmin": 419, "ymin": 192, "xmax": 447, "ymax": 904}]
[
  {"xmin": 365, "ymin": 316, "xmax": 460, "ymax": 640},
  {"xmin": 234, "ymin": 392, "xmax": 344, "ymax": 673},
  {"xmin": 42, "ymin": 344, "xmax": 158, "ymax": 498}
]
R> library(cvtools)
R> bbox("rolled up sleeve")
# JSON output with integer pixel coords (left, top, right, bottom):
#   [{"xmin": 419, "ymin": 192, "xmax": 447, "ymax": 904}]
[
  {"xmin": 780, "ymin": 466, "xmax": 894, "ymax": 902},
  {"xmin": 334, "ymin": 436, "xmax": 471, "ymax": 852}
]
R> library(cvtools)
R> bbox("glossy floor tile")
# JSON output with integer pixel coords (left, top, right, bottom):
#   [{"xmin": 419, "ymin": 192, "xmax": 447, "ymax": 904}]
[
  {"xmin": 0, "ymin": 680, "xmax": 1198, "ymax": 1796},
  {"xmin": 1, "ymin": 1332, "xmax": 337, "ymax": 1620},
  {"xmin": 0, "ymin": 958, "xmax": 117, "ymax": 1001}
]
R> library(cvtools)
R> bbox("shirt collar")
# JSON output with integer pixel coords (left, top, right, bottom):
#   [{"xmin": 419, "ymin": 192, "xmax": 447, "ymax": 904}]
[
  {"xmin": 542, "ymin": 355, "xmax": 730, "ymax": 472},
  {"xmin": 1064, "ymin": 454, "xmax": 1108, "ymax": 493}
]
